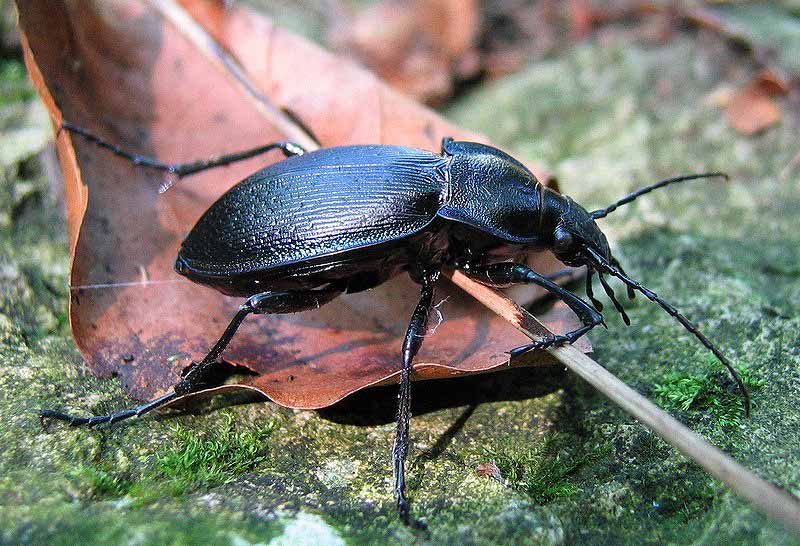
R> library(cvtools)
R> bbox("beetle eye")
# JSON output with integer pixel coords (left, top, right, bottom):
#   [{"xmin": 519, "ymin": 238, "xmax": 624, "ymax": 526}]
[{"xmin": 554, "ymin": 228, "xmax": 574, "ymax": 252}]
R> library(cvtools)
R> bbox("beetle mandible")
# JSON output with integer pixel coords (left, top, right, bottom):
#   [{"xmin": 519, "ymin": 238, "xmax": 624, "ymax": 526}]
[{"xmin": 43, "ymin": 124, "xmax": 750, "ymax": 527}]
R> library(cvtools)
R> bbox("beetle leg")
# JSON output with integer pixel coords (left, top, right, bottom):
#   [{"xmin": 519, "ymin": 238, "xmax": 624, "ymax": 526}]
[
  {"xmin": 393, "ymin": 270, "xmax": 439, "ymax": 529},
  {"xmin": 545, "ymin": 267, "xmax": 575, "ymax": 282},
  {"xmin": 175, "ymin": 287, "xmax": 343, "ymax": 395},
  {"xmin": 40, "ymin": 287, "xmax": 342, "ymax": 427},
  {"xmin": 39, "ymin": 392, "xmax": 179, "ymax": 428},
  {"xmin": 60, "ymin": 122, "xmax": 306, "ymax": 179},
  {"xmin": 597, "ymin": 272, "xmax": 630, "ymax": 326},
  {"xmin": 462, "ymin": 263, "xmax": 604, "ymax": 356}
]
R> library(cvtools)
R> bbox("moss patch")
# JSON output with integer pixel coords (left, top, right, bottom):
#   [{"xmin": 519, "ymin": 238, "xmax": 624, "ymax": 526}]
[
  {"xmin": 148, "ymin": 414, "xmax": 276, "ymax": 497},
  {"xmin": 479, "ymin": 433, "xmax": 612, "ymax": 503},
  {"xmin": 63, "ymin": 412, "xmax": 277, "ymax": 503},
  {"xmin": 653, "ymin": 363, "xmax": 766, "ymax": 427}
]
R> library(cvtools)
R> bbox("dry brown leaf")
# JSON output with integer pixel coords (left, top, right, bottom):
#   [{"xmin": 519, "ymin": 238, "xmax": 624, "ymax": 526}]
[
  {"xmin": 725, "ymin": 70, "xmax": 785, "ymax": 136},
  {"xmin": 475, "ymin": 461, "xmax": 502, "ymax": 480},
  {"xmin": 328, "ymin": 0, "xmax": 480, "ymax": 104},
  {"xmin": 19, "ymin": 0, "xmax": 586, "ymax": 410}
]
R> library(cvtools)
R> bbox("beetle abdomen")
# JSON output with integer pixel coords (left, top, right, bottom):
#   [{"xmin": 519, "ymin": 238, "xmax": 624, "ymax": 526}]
[{"xmin": 178, "ymin": 146, "xmax": 447, "ymax": 277}]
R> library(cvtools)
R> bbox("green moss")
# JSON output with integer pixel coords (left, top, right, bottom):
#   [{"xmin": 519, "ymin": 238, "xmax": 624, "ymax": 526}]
[
  {"xmin": 3, "ymin": 503, "xmax": 284, "ymax": 546},
  {"xmin": 63, "ymin": 411, "xmax": 278, "ymax": 504},
  {"xmin": 0, "ymin": 60, "xmax": 34, "ymax": 105},
  {"xmin": 149, "ymin": 413, "xmax": 276, "ymax": 496},
  {"xmin": 67, "ymin": 465, "xmax": 135, "ymax": 499},
  {"xmin": 641, "ymin": 471, "xmax": 718, "ymax": 523},
  {"xmin": 479, "ymin": 434, "xmax": 612, "ymax": 504},
  {"xmin": 653, "ymin": 362, "xmax": 766, "ymax": 427}
]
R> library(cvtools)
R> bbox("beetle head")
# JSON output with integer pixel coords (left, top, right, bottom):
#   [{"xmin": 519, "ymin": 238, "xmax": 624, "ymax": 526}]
[
  {"xmin": 543, "ymin": 191, "xmax": 611, "ymax": 267},
  {"xmin": 552, "ymin": 171, "xmax": 728, "ymax": 269},
  {"xmin": 563, "ymin": 171, "xmax": 750, "ymax": 417}
]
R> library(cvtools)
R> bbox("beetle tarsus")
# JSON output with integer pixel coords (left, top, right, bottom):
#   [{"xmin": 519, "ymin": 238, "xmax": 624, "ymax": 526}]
[
  {"xmin": 396, "ymin": 494, "xmax": 427, "ymax": 530},
  {"xmin": 508, "ymin": 322, "xmax": 596, "ymax": 357},
  {"xmin": 508, "ymin": 334, "xmax": 569, "ymax": 357},
  {"xmin": 39, "ymin": 391, "xmax": 179, "ymax": 428},
  {"xmin": 392, "ymin": 271, "xmax": 438, "ymax": 529}
]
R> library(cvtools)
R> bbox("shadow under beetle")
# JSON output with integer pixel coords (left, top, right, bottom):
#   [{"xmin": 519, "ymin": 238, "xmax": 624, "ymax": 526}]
[{"xmin": 43, "ymin": 124, "xmax": 750, "ymax": 528}]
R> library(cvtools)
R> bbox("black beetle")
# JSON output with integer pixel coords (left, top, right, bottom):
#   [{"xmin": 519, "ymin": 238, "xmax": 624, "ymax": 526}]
[{"xmin": 44, "ymin": 124, "xmax": 749, "ymax": 527}]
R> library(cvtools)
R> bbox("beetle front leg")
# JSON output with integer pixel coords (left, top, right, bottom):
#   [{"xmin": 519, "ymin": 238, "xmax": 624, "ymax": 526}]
[
  {"xmin": 393, "ymin": 270, "xmax": 439, "ymax": 529},
  {"xmin": 462, "ymin": 263, "xmax": 604, "ymax": 356}
]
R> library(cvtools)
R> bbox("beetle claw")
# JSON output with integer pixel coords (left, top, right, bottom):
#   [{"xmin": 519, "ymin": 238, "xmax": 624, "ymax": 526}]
[
  {"xmin": 397, "ymin": 497, "xmax": 427, "ymax": 530},
  {"xmin": 508, "ymin": 335, "xmax": 571, "ymax": 358}
]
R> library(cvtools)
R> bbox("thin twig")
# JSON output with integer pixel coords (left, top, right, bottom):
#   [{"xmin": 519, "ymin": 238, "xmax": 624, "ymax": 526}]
[
  {"xmin": 148, "ymin": 0, "xmax": 318, "ymax": 150},
  {"xmin": 151, "ymin": 1, "xmax": 800, "ymax": 535},
  {"xmin": 445, "ymin": 269, "xmax": 800, "ymax": 537}
]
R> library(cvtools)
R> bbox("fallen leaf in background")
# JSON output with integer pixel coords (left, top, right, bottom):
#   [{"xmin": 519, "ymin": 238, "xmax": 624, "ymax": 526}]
[
  {"xmin": 18, "ymin": 0, "xmax": 585, "ymax": 410},
  {"xmin": 319, "ymin": 0, "xmax": 800, "ymax": 112},
  {"xmin": 328, "ymin": 0, "xmax": 481, "ymax": 104},
  {"xmin": 725, "ymin": 70, "xmax": 786, "ymax": 135}
]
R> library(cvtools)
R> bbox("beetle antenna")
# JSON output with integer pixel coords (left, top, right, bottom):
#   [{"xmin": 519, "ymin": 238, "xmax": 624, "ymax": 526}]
[
  {"xmin": 591, "ymin": 172, "xmax": 728, "ymax": 219},
  {"xmin": 584, "ymin": 247, "xmax": 751, "ymax": 417}
]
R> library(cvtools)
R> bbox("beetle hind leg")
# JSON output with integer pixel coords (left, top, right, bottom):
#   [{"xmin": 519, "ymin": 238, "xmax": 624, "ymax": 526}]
[
  {"xmin": 60, "ymin": 122, "xmax": 306, "ymax": 183},
  {"xmin": 40, "ymin": 286, "xmax": 343, "ymax": 428},
  {"xmin": 393, "ymin": 270, "xmax": 439, "ymax": 529},
  {"xmin": 174, "ymin": 286, "xmax": 343, "ymax": 395}
]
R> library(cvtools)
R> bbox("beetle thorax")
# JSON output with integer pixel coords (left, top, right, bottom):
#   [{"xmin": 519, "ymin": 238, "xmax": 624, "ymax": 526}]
[{"xmin": 438, "ymin": 141, "xmax": 547, "ymax": 245}]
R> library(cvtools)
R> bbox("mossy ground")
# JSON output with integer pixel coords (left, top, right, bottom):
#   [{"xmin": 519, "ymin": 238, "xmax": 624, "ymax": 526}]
[{"xmin": 2, "ymin": 7, "xmax": 800, "ymax": 546}]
